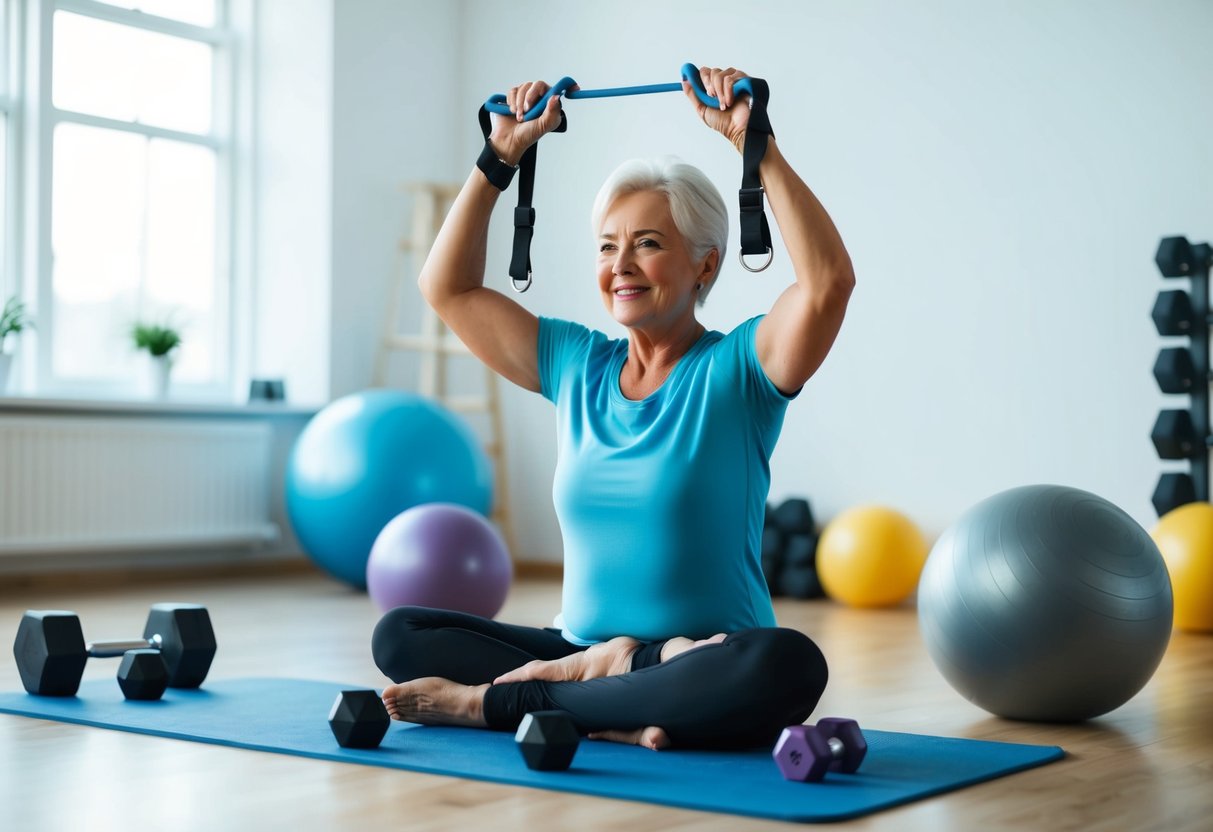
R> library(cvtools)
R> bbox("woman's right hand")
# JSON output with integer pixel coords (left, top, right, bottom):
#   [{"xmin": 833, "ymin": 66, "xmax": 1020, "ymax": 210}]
[{"xmin": 489, "ymin": 80, "xmax": 573, "ymax": 166}]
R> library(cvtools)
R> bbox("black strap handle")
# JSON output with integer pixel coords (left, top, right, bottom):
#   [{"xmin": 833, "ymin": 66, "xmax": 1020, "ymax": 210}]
[
  {"xmin": 738, "ymin": 77, "xmax": 774, "ymax": 272},
  {"xmin": 475, "ymin": 71, "xmax": 774, "ymax": 292},
  {"xmin": 477, "ymin": 105, "xmax": 566, "ymax": 292}
]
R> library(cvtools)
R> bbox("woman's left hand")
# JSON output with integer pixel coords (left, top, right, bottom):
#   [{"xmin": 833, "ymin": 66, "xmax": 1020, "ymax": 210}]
[{"xmin": 682, "ymin": 65, "xmax": 752, "ymax": 153}]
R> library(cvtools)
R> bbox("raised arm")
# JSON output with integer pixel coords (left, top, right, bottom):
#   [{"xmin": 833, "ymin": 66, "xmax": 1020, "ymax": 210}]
[
  {"xmin": 417, "ymin": 82, "xmax": 566, "ymax": 394},
  {"xmin": 684, "ymin": 67, "xmax": 855, "ymax": 395}
]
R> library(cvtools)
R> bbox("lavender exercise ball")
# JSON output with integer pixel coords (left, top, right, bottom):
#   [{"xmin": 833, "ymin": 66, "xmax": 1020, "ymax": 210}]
[{"xmin": 366, "ymin": 503, "xmax": 513, "ymax": 617}]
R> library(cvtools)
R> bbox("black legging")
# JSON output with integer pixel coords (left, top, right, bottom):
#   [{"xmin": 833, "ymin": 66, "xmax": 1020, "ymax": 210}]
[{"xmin": 371, "ymin": 606, "xmax": 829, "ymax": 750}]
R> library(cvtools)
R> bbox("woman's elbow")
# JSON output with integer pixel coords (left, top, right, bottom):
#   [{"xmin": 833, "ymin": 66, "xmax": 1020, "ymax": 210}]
[
  {"xmin": 818, "ymin": 261, "xmax": 855, "ymax": 311},
  {"xmin": 831, "ymin": 255, "xmax": 856, "ymax": 296},
  {"xmin": 417, "ymin": 269, "xmax": 445, "ymax": 311}
]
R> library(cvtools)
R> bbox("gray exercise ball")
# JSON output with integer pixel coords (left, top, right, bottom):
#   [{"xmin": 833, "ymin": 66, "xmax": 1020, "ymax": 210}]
[{"xmin": 917, "ymin": 484, "xmax": 1173, "ymax": 722}]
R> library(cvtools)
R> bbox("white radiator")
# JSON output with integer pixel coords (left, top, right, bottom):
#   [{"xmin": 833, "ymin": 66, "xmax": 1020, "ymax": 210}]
[{"xmin": 0, "ymin": 415, "xmax": 279, "ymax": 554}]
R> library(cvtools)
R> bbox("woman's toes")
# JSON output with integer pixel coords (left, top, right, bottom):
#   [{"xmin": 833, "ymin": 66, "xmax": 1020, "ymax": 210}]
[
  {"xmin": 639, "ymin": 726, "xmax": 671, "ymax": 750},
  {"xmin": 381, "ymin": 684, "xmax": 403, "ymax": 719}
]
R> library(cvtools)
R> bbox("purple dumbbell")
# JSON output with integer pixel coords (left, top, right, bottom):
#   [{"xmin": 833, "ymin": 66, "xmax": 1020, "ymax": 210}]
[{"xmin": 773, "ymin": 717, "xmax": 868, "ymax": 782}]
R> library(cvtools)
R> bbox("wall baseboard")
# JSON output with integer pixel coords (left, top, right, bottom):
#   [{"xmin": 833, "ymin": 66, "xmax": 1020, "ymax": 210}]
[
  {"xmin": 514, "ymin": 560, "xmax": 563, "ymax": 580},
  {"xmin": 0, "ymin": 553, "xmax": 564, "ymax": 594},
  {"xmin": 0, "ymin": 553, "xmax": 315, "ymax": 594}
]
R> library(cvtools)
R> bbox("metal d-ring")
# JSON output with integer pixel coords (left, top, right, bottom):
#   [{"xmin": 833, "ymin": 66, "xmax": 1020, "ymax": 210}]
[
  {"xmin": 512, "ymin": 273, "xmax": 533, "ymax": 293},
  {"xmin": 739, "ymin": 248, "xmax": 774, "ymax": 273}
]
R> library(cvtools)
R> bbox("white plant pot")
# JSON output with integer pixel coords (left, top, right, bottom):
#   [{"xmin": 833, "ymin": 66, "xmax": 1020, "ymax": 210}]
[
  {"xmin": 0, "ymin": 352, "xmax": 12, "ymax": 395},
  {"xmin": 146, "ymin": 354, "xmax": 173, "ymax": 399}
]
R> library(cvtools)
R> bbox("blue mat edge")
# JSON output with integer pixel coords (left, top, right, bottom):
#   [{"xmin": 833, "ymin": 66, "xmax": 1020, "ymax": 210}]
[
  {"xmin": 818, "ymin": 745, "xmax": 1067, "ymax": 822},
  {"xmin": 0, "ymin": 678, "xmax": 1067, "ymax": 824}
]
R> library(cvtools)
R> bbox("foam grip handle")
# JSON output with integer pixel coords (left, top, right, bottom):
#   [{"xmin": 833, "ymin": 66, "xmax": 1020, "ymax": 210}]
[
  {"xmin": 679, "ymin": 63, "xmax": 756, "ymax": 109},
  {"xmin": 484, "ymin": 76, "xmax": 579, "ymax": 121}
]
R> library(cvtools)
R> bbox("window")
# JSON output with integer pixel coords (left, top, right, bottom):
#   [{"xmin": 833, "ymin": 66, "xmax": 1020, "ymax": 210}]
[
  {"xmin": 1, "ymin": 1, "xmax": 13, "ymax": 313},
  {"xmin": 27, "ymin": 0, "xmax": 238, "ymax": 399}
]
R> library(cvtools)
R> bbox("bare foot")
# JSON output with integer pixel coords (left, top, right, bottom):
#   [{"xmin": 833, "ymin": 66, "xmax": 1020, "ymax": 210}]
[
  {"xmin": 493, "ymin": 636, "xmax": 642, "ymax": 685},
  {"xmin": 659, "ymin": 632, "xmax": 727, "ymax": 662},
  {"xmin": 589, "ymin": 726, "xmax": 671, "ymax": 751},
  {"xmin": 381, "ymin": 677, "xmax": 489, "ymax": 727}
]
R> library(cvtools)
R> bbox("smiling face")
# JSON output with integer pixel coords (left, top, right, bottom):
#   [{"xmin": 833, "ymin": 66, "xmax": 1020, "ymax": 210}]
[{"xmin": 596, "ymin": 190, "xmax": 718, "ymax": 332}]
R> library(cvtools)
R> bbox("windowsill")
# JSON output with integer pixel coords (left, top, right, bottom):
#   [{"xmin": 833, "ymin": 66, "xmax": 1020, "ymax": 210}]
[{"xmin": 0, "ymin": 394, "xmax": 320, "ymax": 419}]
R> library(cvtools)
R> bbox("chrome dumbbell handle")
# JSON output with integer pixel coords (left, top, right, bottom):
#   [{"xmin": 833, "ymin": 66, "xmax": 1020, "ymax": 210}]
[{"xmin": 86, "ymin": 633, "xmax": 164, "ymax": 658}]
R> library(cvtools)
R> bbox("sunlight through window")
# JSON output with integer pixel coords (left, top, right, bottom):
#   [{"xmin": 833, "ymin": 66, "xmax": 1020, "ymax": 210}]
[
  {"xmin": 42, "ymin": 2, "xmax": 229, "ymax": 395},
  {"xmin": 53, "ymin": 11, "xmax": 213, "ymax": 134}
]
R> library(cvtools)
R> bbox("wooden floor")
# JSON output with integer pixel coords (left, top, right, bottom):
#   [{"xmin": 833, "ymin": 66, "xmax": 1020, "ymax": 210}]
[{"xmin": 1, "ymin": 566, "xmax": 1209, "ymax": 831}]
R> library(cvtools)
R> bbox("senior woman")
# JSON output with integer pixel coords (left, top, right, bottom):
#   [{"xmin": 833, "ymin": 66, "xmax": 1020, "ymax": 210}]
[{"xmin": 373, "ymin": 66, "xmax": 854, "ymax": 750}]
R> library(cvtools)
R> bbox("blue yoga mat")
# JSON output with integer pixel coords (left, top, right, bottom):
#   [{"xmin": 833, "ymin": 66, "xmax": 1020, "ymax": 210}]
[{"xmin": 0, "ymin": 678, "xmax": 1063, "ymax": 823}]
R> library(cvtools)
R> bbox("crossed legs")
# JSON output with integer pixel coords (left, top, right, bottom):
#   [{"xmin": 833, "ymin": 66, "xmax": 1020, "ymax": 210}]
[{"xmin": 371, "ymin": 606, "xmax": 828, "ymax": 750}]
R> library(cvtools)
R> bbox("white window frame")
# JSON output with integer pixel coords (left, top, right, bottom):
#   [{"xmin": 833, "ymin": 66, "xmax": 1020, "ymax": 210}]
[
  {"xmin": 2, "ymin": 0, "xmax": 19, "ymax": 315},
  {"xmin": 18, "ymin": 0, "xmax": 248, "ymax": 402}
]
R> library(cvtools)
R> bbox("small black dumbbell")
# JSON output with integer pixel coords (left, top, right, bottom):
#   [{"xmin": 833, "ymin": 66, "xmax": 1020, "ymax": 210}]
[
  {"xmin": 772, "ymin": 717, "xmax": 867, "ymax": 782},
  {"xmin": 765, "ymin": 497, "xmax": 824, "ymax": 600},
  {"xmin": 13, "ymin": 604, "xmax": 217, "ymax": 698},
  {"xmin": 515, "ymin": 710, "xmax": 580, "ymax": 771},
  {"xmin": 329, "ymin": 689, "xmax": 390, "ymax": 749},
  {"xmin": 116, "ymin": 649, "xmax": 170, "ymax": 701},
  {"xmin": 1153, "ymin": 472, "xmax": 1196, "ymax": 517},
  {"xmin": 777, "ymin": 533, "xmax": 823, "ymax": 599}
]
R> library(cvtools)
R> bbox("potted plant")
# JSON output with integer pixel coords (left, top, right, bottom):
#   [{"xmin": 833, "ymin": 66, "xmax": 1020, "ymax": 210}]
[
  {"xmin": 130, "ymin": 321, "xmax": 182, "ymax": 399},
  {"xmin": 0, "ymin": 296, "xmax": 34, "ymax": 394}
]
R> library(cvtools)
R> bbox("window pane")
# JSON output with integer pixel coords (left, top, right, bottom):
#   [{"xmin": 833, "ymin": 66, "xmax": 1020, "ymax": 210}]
[
  {"xmin": 52, "ymin": 124, "xmax": 143, "ymax": 382},
  {"xmin": 0, "ymin": 11, "xmax": 8, "ymax": 97},
  {"xmin": 52, "ymin": 123, "xmax": 219, "ymax": 384},
  {"xmin": 53, "ymin": 11, "xmax": 213, "ymax": 134},
  {"xmin": 91, "ymin": 0, "xmax": 216, "ymax": 27},
  {"xmin": 146, "ymin": 140, "xmax": 217, "ymax": 383},
  {"xmin": 0, "ymin": 119, "xmax": 7, "ymax": 306}
]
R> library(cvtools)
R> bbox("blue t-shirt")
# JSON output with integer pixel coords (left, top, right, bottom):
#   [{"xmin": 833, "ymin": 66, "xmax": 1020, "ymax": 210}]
[{"xmin": 537, "ymin": 315, "xmax": 795, "ymax": 644}]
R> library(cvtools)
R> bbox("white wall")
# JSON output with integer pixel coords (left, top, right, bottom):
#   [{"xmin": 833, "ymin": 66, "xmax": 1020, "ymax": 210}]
[
  {"xmin": 252, "ymin": 0, "xmax": 334, "ymax": 405},
  {"xmin": 251, "ymin": 1, "xmax": 466, "ymax": 404},
  {"xmin": 330, "ymin": 0, "xmax": 465, "ymax": 399},
  {"xmin": 446, "ymin": 0, "xmax": 1213, "ymax": 559},
  {"xmin": 309, "ymin": 0, "xmax": 1213, "ymax": 562}
]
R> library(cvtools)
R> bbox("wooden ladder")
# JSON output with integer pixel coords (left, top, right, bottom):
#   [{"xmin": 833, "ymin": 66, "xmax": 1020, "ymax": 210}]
[{"xmin": 374, "ymin": 182, "xmax": 517, "ymax": 557}]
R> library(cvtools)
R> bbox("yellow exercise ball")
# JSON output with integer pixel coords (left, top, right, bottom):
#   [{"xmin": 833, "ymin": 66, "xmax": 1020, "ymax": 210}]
[
  {"xmin": 817, "ymin": 506, "xmax": 928, "ymax": 608},
  {"xmin": 1150, "ymin": 502, "xmax": 1213, "ymax": 632}
]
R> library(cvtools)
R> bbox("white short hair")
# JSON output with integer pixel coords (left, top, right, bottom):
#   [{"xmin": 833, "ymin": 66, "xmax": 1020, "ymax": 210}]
[{"xmin": 591, "ymin": 157, "xmax": 728, "ymax": 306}]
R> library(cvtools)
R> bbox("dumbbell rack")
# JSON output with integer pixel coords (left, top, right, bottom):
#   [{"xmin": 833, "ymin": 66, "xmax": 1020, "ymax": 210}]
[{"xmin": 1151, "ymin": 235, "xmax": 1213, "ymax": 515}]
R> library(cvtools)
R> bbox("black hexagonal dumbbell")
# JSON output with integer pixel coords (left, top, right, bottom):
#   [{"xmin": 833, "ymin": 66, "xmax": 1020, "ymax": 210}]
[
  {"xmin": 773, "ymin": 497, "xmax": 816, "ymax": 538},
  {"xmin": 1153, "ymin": 472, "xmax": 1197, "ymax": 517},
  {"xmin": 328, "ymin": 689, "xmax": 390, "ymax": 749},
  {"xmin": 1151, "ymin": 410, "xmax": 1208, "ymax": 460},
  {"xmin": 13, "ymin": 604, "xmax": 217, "ymax": 698},
  {"xmin": 773, "ymin": 717, "xmax": 868, "ymax": 783},
  {"xmin": 777, "ymin": 533, "xmax": 823, "ymax": 599},
  {"xmin": 1152, "ymin": 290, "xmax": 1196, "ymax": 336},
  {"xmin": 515, "ymin": 710, "xmax": 580, "ymax": 771},
  {"xmin": 763, "ymin": 497, "xmax": 820, "ymax": 598},
  {"xmin": 1156, "ymin": 236, "xmax": 1213, "ymax": 278},
  {"xmin": 1156, "ymin": 236, "xmax": 1197, "ymax": 277},
  {"xmin": 117, "ymin": 649, "xmax": 170, "ymax": 701},
  {"xmin": 1154, "ymin": 347, "xmax": 1201, "ymax": 394}
]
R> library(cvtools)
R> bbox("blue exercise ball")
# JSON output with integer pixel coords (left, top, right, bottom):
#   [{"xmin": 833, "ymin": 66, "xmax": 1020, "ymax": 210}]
[{"xmin": 285, "ymin": 389, "xmax": 493, "ymax": 588}]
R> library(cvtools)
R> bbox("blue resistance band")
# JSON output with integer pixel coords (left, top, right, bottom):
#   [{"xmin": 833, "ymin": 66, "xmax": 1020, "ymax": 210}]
[
  {"xmin": 483, "ymin": 63, "xmax": 756, "ymax": 122},
  {"xmin": 477, "ymin": 63, "xmax": 774, "ymax": 292}
]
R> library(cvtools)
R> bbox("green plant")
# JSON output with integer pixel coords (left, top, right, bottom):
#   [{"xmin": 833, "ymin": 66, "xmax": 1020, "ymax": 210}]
[
  {"xmin": 130, "ymin": 322, "xmax": 182, "ymax": 357},
  {"xmin": 1, "ymin": 296, "xmax": 34, "ymax": 352}
]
